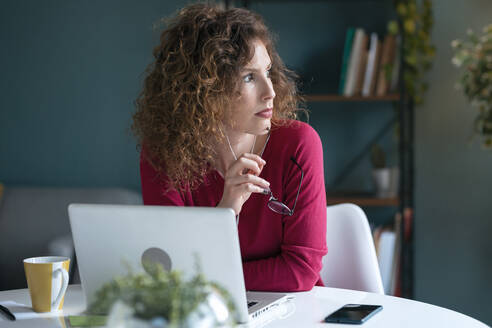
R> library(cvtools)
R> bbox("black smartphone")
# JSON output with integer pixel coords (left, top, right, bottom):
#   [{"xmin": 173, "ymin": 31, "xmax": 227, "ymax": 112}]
[{"xmin": 324, "ymin": 304, "xmax": 382, "ymax": 324}]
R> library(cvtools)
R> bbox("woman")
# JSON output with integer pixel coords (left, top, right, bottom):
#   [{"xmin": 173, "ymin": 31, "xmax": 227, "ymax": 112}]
[{"xmin": 132, "ymin": 3, "xmax": 327, "ymax": 292}]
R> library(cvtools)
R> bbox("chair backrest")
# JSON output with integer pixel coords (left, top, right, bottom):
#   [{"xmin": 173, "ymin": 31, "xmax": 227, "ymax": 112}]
[{"xmin": 321, "ymin": 204, "xmax": 384, "ymax": 294}]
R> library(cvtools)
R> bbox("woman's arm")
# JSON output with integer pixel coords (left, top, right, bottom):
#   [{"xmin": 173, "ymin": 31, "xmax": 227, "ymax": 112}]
[
  {"xmin": 242, "ymin": 123, "xmax": 328, "ymax": 292},
  {"xmin": 140, "ymin": 150, "xmax": 185, "ymax": 206}
]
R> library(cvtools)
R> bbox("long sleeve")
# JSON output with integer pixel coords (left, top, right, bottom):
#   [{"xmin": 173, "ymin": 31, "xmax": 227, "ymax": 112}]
[
  {"xmin": 140, "ymin": 150, "xmax": 185, "ymax": 206},
  {"xmin": 241, "ymin": 122, "xmax": 327, "ymax": 292}
]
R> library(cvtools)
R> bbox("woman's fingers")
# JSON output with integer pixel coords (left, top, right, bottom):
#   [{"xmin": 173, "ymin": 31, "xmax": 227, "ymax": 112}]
[
  {"xmin": 226, "ymin": 173, "xmax": 270, "ymax": 190},
  {"xmin": 227, "ymin": 154, "xmax": 266, "ymax": 177},
  {"xmin": 243, "ymin": 153, "xmax": 266, "ymax": 172},
  {"xmin": 241, "ymin": 153, "xmax": 266, "ymax": 167},
  {"xmin": 244, "ymin": 183, "xmax": 270, "ymax": 194}
]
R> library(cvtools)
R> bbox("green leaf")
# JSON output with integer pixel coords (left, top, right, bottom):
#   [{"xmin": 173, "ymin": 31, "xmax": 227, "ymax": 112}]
[{"xmin": 68, "ymin": 316, "xmax": 107, "ymax": 327}]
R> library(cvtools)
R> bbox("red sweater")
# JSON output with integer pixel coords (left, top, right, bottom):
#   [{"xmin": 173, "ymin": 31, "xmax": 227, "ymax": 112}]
[{"xmin": 140, "ymin": 120, "xmax": 327, "ymax": 292}]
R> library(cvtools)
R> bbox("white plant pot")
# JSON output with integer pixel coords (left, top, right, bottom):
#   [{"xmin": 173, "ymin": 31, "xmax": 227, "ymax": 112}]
[{"xmin": 372, "ymin": 167, "xmax": 399, "ymax": 197}]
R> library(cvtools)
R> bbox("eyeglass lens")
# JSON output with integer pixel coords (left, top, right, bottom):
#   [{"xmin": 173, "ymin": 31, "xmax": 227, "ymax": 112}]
[{"xmin": 267, "ymin": 201, "xmax": 292, "ymax": 215}]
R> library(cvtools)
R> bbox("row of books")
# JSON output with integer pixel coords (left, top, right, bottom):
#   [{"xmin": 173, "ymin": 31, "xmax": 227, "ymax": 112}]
[
  {"xmin": 372, "ymin": 207, "xmax": 413, "ymax": 296},
  {"xmin": 339, "ymin": 27, "xmax": 400, "ymax": 97}
]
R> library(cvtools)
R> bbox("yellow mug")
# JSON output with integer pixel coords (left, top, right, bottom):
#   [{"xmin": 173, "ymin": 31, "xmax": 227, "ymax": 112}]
[{"xmin": 24, "ymin": 256, "xmax": 70, "ymax": 312}]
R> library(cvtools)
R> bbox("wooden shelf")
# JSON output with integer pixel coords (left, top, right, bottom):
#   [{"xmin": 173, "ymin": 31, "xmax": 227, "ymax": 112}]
[
  {"xmin": 327, "ymin": 191, "xmax": 400, "ymax": 207},
  {"xmin": 305, "ymin": 94, "xmax": 400, "ymax": 102}
]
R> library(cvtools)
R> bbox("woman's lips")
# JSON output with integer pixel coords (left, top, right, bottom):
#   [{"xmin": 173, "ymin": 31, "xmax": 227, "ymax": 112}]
[{"xmin": 255, "ymin": 108, "xmax": 273, "ymax": 118}]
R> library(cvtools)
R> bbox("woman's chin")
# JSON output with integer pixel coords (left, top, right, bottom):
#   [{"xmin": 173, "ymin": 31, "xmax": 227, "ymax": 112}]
[
  {"xmin": 257, "ymin": 125, "xmax": 270, "ymax": 135},
  {"xmin": 243, "ymin": 120, "xmax": 271, "ymax": 135},
  {"xmin": 259, "ymin": 120, "xmax": 271, "ymax": 134}
]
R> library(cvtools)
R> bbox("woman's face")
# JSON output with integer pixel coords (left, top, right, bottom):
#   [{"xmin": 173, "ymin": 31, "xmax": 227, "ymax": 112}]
[{"xmin": 229, "ymin": 40, "xmax": 276, "ymax": 136}]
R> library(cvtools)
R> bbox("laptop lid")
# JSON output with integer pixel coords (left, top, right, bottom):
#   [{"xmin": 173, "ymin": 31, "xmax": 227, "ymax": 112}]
[{"xmin": 68, "ymin": 204, "xmax": 253, "ymax": 322}]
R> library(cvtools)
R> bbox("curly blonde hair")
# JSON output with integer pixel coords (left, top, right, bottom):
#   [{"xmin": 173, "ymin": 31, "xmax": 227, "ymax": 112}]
[{"xmin": 132, "ymin": 3, "xmax": 302, "ymax": 191}]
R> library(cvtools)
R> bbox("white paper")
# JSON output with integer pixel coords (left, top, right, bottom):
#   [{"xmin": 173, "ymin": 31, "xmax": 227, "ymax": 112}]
[{"xmin": 0, "ymin": 301, "xmax": 42, "ymax": 321}]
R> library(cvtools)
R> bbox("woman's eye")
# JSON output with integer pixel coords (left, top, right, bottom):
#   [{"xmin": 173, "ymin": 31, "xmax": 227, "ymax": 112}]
[
  {"xmin": 266, "ymin": 69, "xmax": 272, "ymax": 78},
  {"xmin": 243, "ymin": 73, "xmax": 254, "ymax": 83}
]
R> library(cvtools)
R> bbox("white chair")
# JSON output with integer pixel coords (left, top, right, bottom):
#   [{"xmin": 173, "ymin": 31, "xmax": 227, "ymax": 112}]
[{"xmin": 320, "ymin": 203, "xmax": 384, "ymax": 294}]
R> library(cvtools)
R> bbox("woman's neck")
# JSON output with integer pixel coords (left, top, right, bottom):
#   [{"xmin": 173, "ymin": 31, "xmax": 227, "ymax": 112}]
[{"xmin": 214, "ymin": 132, "xmax": 257, "ymax": 176}]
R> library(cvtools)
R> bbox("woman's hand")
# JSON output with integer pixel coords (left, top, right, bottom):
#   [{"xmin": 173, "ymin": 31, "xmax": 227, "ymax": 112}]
[{"xmin": 217, "ymin": 153, "xmax": 270, "ymax": 215}]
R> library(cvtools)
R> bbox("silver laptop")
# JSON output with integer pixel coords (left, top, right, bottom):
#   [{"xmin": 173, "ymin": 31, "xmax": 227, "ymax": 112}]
[{"xmin": 68, "ymin": 204, "xmax": 288, "ymax": 323}]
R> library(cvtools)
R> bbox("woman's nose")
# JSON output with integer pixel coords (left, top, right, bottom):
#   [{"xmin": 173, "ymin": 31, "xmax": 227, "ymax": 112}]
[{"xmin": 262, "ymin": 79, "xmax": 276, "ymax": 101}]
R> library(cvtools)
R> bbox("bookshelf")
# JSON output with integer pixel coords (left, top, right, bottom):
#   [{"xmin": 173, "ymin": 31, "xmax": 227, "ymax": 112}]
[
  {"xmin": 327, "ymin": 192, "xmax": 399, "ymax": 207},
  {"xmin": 226, "ymin": 0, "xmax": 415, "ymax": 299},
  {"xmin": 306, "ymin": 92, "xmax": 402, "ymax": 208},
  {"xmin": 305, "ymin": 94, "xmax": 400, "ymax": 102}
]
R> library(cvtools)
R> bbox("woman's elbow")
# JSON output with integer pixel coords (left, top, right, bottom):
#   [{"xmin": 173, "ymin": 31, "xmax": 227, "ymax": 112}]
[{"xmin": 284, "ymin": 266, "xmax": 320, "ymax": 292}]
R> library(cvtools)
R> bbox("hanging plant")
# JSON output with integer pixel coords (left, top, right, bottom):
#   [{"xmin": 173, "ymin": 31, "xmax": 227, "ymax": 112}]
[
  {"xmin": 388, "ymin": 0, "xmax": 436, "ymax": 105},
  {"xmin": 451, "ymin": 24, "xmax": 492, "ymax": 149}
]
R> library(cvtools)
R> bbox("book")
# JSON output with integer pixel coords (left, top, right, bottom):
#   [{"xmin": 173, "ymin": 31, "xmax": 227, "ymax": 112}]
[
  {"xmin": 370, "ymin": 39, "xmax": 382, "ymax": 95},
  {"xmin": 354, "ymin": 34, "xmax": 369, "ymax": 96},
  {"xmin": 377, "ymin": 228, "xmax": 396, "ymax": 294},
  {"xmin": 376, "ymin": 34, "xmax": 396, "ymax": 96},
  {"xmin": 403, "ymin": 207, "xmax": 413, "ymax": 242},
  {"xmin": 338, "ymin": 28, "xmax": 356, "ymax": 95},
  {"xmin": 389, "ymin": 35, "xmax": 401, "ymax": 93},
  {"xmin": 389, "ymin": 213, "xmax": 402, "ymax": 296},
  {"xmin": 343, "ymin": 28, "xmax": 366, "ymax": 97},
  {"xmin": 362, "ymin": 33, "xmax": 381, "ymax": 97},
  {"xmin": 372, "ymin": 225, "xmax": 383, "ymax": 257}
]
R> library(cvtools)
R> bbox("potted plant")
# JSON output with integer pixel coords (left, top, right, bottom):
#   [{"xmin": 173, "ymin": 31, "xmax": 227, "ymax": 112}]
[
  {"xmin": 371, "ymin": 144, "xmax": 399, "ymax": 197},
  {"xmin": 451, "ymin": 24, "xmax": 492, "ymax": 149},
  {"xmin": 85, "ymin": 262, "xmax": 236, "ymax": 328}
]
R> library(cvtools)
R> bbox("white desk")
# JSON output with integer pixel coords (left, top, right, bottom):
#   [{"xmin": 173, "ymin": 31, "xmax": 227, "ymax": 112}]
[{"xmin": 0, "ymin": 285, "xmax": 488, "ymax": 327}]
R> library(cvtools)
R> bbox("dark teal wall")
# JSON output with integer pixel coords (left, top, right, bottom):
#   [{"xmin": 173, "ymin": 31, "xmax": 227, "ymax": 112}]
[{"xmin": 0, "ymin": 0, "xmax": 187, "ymax": 189}]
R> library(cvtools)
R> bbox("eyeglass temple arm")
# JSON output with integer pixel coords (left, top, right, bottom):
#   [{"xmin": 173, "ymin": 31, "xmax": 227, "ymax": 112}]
[{"xmin": 289, "ymin": 156, "xmax": 304, "ymax": 215}]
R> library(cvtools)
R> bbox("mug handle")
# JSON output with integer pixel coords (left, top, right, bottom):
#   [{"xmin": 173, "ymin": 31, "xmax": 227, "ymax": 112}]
[{"xmin": 51, "ymin": 267, "xmax": 69, "ymax": 310}]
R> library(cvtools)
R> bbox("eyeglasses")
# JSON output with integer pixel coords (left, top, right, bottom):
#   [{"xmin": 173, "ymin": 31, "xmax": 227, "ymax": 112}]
[{"xmin": 266, "ymin": 157, "xmax": 303, "ymax": 216}]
